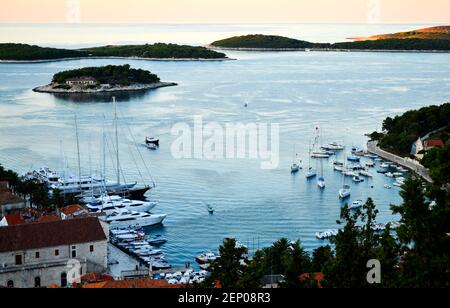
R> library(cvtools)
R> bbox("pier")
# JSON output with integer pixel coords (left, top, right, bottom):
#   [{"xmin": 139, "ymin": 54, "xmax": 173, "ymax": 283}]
[{"xmin": 367, "ymin": 141, "xmax": 433, "ymax": 183}]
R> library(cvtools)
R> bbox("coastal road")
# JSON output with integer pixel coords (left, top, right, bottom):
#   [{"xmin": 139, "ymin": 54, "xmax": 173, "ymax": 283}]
[{"xmin": 367, "ymin": 141, "xmax": 433, "ymax": 183}]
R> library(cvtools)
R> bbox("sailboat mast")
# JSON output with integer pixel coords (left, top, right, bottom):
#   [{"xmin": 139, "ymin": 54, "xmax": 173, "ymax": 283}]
[
  {"xmin": 74, "ymin": 114, "xmax": 82, "ymax": 191},
  {"xmin": 114, "ymin": 96, "xmax": 120, "ymax": 185}
]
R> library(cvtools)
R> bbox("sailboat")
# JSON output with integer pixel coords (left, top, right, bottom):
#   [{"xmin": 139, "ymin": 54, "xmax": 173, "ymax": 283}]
[
  {"xmin": 311, "ymin": 126, "xmax": 331, "ymax": 158},
  {"xmin": 291, "ymin": 146, "xmax": 301, "ymax": 173},
  {"xmin": 306, "ymin": 140, "xmax": 317, "ymax": 179},
  {"xmin": 317, "ymin": 159, "xmax": 326, "ymax": 189},
  {"xmin": 339, "ymin": 156, "xmax": 351, "ymax": 199}
]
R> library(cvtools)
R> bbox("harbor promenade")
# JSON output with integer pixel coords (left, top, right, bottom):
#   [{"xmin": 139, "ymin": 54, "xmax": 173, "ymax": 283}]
[{"xmin": 367, "ymin": 141, "xmax": 433, "ymax": 183}]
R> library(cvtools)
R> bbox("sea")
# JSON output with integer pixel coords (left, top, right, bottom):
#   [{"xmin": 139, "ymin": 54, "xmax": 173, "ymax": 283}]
[{"xmin": 1, "ymin": 23, "xmax": 450, "ymax": 269}]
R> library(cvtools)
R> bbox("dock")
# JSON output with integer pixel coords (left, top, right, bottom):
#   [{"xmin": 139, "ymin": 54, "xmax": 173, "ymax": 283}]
[{"xmin": 367, "ymin": 141, "xmax": 433, "ymax": 183}]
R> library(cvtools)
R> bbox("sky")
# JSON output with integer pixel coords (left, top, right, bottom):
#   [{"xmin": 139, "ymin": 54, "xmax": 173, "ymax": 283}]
[{"xmin": 1, "ymin": 0, "xmax": 449, "ymax": 23}]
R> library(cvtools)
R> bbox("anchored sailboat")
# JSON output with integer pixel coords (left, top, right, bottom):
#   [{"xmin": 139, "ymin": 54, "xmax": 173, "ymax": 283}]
[{"xmin": 317, "ymin": 159, "xmax": 326, "ymax": 189}]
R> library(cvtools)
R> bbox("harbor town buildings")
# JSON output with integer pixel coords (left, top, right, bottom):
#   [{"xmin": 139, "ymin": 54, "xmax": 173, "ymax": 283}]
[{"xmin": 0, "ymin": 217, "xmax": 108, "ymax": 288}]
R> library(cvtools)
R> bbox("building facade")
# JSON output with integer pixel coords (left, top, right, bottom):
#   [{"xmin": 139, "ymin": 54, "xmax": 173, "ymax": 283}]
[
  {"xmin": 65, "ymin": 77, "xmax": 97, "ymax": 86},
  {"xmin": 0, "ymin": 217, "xmax": 107, "ymax": 288}
]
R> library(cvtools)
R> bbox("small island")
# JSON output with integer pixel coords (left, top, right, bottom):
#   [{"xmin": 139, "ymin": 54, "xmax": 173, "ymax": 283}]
[
  {"xmin": 33, "ymin": 64, "xmax": 177, "ymax": 94},
  {"xmin": 210, "ymin": 34, "xmax": 315, "ymax": 50},
  {"xmin": 0, "ymin": 43, "xmax": 229, "ymax": 62},
  {"xmin": 210, "ymin": 26, "xmax": 450, "ymax": 52}
]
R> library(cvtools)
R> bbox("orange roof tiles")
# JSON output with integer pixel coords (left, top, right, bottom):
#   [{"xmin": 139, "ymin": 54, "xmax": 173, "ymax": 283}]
[
  {"xmin": 83, "ymin": 279, "xmax": 187, "ymax": 289},
  {"xmin": 61, "ymin": 204, "xmax": 86, "ymax": 216},
  {"xmin": 2, "ymin": 213, "xmax": 27, "ymax": 226}
]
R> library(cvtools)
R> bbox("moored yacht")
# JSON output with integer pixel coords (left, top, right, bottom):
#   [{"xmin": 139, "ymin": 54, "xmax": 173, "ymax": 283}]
[
  {"xmin": 103, "ymin": 209, "xmax": 167, "ymax": 228},
  {"xmin": 86, "ymin": 197, "xmax": 157, "ymax": 215},
  {"xmin": 339, "ymin": 185, "xmax": 351, "ymax": 199}
]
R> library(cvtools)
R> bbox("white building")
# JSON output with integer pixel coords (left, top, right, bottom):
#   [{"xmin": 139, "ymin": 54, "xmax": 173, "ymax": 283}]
[
  {"xmin": 65, "ymin": 77, "xmax": 97, "ymax": 86},
  {"xmin": 0, "ymin": 217, "xmax": 108, "ymax": 288}
]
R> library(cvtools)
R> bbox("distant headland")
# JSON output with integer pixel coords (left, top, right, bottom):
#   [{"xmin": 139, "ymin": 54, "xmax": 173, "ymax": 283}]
[
  {"xmin": 0, "ymin": 43, "xmax": 230, "ymax": 62},
  {"xmin": 209, "ymin": 26, "xmax": 450, "ymax": 52},
  {"xmin": 33, "ymin": 64, "xmax": 177, "ymax": 94}
]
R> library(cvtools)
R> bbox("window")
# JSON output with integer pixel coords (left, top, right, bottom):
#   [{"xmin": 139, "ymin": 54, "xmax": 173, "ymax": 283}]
[
  {"xmin": 7, "ymin": 280, "xmax": 14, "ymax": 288},
  {"xmin": 90, "ymin": 245, "xmax": 94, "ymax": 252},
  {"xmin": 55, "ymin": 249, "xmax": 59, "ymax": 256},
  {"xmin": 61, "ymin": 273, "xmax": 67, "ymax": 288},
  {"xmin": 15, "ymin": 255, "xmax": 22, "ymax": 265},
  {"xmin": 34, "ymin": 277, "xmax": 41, "ymax": 288},
  {"xmin": 72, "ymin": 250, "xmax": 77, "ymax": 258},
  {"xmin": 35, "ymin": 252, "xmax": 40, "ymax": 259}
]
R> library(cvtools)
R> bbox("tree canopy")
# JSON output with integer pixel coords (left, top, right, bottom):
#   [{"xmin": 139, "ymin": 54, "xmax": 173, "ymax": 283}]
[{"xmin": 52, "ymin": 64, "xmax": 160, "ymax": 86}]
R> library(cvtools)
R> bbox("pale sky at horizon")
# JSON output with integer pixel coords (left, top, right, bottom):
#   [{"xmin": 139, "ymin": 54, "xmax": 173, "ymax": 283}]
[{"xmin": 1, "ymin": 0, "xmax": 449, "ymax": 24}]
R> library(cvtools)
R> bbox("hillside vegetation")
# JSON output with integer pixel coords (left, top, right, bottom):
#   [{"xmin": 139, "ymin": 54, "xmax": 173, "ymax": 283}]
[
  {"xmin": 0, "ymin": 43, "xmax": 88, "ymax": 61},
  {"xmin": 0, "ymin": 43, "xmax": 227, "ymax": 61},
  {"xmin": 211, "ymin": 34, "xmax": 316, "ymax": 49},
  {"xmin": 52, "ymin": 64, "xmax": 160, "ymax": 86}
]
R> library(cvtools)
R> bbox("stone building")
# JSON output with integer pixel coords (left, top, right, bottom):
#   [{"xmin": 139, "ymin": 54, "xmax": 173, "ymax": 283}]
[
  {"xmin": 65, "ymin": 77, "xmax": 97, "ymax": 86},
  {"xmin": 0, "ymin": 182, "xmax": 26, "ymax": 218},
  {"xmin": 0, "ymin": 217, "xmax": 108, "ymax": 288}
]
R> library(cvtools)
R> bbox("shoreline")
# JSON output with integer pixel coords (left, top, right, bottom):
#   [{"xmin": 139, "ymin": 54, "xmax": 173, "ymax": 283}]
[
  {"xmin": 367, "ymin": 141, "xmax": 433, "ymax": 183},
  {"xmin": 0, "ymin": 56, "xmax": 235, "ymax": 64},
  {"xmin": 33, "ymin": 81, "xmax": 178, "ymax": 94},
  {"xmin": 206, "ymin": 45, "xmax": 450, "ymax": 53}
]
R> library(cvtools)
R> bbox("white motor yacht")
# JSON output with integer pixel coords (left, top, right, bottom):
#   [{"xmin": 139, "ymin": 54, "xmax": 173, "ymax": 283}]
[
  {"xmin": 104, "ymin": 209, "xmax": 167, "ymax": 228},
  {"xmin": 87, "ymin": 197, "xmax": 157, "ymax": 215}
]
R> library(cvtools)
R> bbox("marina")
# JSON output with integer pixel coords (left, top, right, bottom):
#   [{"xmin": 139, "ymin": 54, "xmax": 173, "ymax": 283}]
[{"xmin": 1, "ymin": 28, "xmax": 449, "ymax": 270}]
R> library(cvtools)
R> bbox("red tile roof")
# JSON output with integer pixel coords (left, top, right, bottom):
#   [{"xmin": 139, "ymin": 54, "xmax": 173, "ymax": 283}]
[
  {"xmin": 0, "ymin": 217, "xmax": 107, "ymax": 253},
  {"xmin": 424, "ymin": 139, "xmax": 444, "ymax": 148},
  {"xmin": 80, "ymin": 272, "xmax": 114, "ymax": 284},
  {"xmin": 2, "ymin": 214, "xmax": 27, "ymax": 226},
  {"xmin": 83, "ymin": 279, "xmax": 186, "ymax": 289},
  {"xmin": 61, "ymin": 204, "xmax": 87, "ymax": 216},
  {"xmin": 36, "ymin": 214, "xmax": 60, "ymax": 223},
  {"xmin": 299, "ymin": 272, "xmax": 325, "ymax": 288}
]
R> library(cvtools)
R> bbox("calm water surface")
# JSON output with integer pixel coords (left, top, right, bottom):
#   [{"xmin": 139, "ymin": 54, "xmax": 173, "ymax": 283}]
[{"xmin": 1, "ymin": 24, "xmax": 450, "ymax": 267}]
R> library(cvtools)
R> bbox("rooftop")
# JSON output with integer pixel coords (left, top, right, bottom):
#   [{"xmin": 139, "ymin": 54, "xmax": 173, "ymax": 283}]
[
  {"xmin": 1, "ymin": 213, "xmax": 27, "ymax": 226},
  {"xmin": 424, "ymin": 139, "xmax": 445, "ymax": 148},
  {"xmin": 83, "ymin": 278, "xmax": 186, "ymax": 289},
  {"xmin": 0, "ymin": 217, "xmax": 107, "ymax": 253},
  {"xmin": 61, "ymin": 204, "xmax": 87, "ymax": 216}
]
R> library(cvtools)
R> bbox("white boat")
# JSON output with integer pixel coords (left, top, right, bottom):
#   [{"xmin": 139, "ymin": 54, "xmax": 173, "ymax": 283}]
[
  {"xmin": 334, "ymin": 165, "xmax": 344, "ymax": 172},
  {"xmin": 384, "ymin": 184, "xmax": 392, "ymax": 189},
  {"xmin": 147, "ymin": 143, "xmax": 158, "ymax": 150},
  {"xmin": 196, "ymin": 251, "xmax": 220, "ymax": 264},
  {"xmin": 385, "ymin": 172, "xmax": 394, "ymax": 178},
  {"xmin": 353, "ymin": 176, "xmax": 364, "ymax": 183},
  {"xmin": 86, "ymin": 197, "xmax": 157, "ymax": 216},
  {"xmin": 380, "ymin": 163, "xmax": 390, "ymax": 169},
  {"xmin": 291, "ymin": 145, "xmax": 301, "ymax": 173},
  {"xmin": 311, "ymin": 151, "xmax": 331, "ymax": 158},
  {"xmin": 365, "ymin": 161, "xmax": 375, "ymax": 168},
  {"xmin": 350, "ymin": 200, "xmax": 363, "ymax": 210},
  {"xmin": 343, "ymin": 170, "xmax": 359, "ymax": 177},
  {"xmin": 306, "ymin": 141, "xmax": 317, "ymax": 179},
  {"xmin": 145, "ymin": 137, "xmax": 160, "ymax": 147},
  {"xmin": 104, "ymin": 209, "xmax": 167, "ymax": 228},
  {"xmin": 317, "ymin": 177, "xmax": 326, "ymax": 189},
  {"xmin": 317, "ymin": 160, "xmax": 325, "ymax": 189},
  {"xmin": 322, "ymin": 142, "xmax": 345, "ymax": 151},
  {"xmin": 339, "ymin": 184, "xmax": 351, "ymax": 199},
  {"xmin": 25, "ymin": 167, "xmax": 138, "ymax": 197},
  {"xmin": 291, "ymin": 163, "xmax": 300, "ymax": 173},
  {"xmin": 306, "ymin": 168, "xmax": 317, "ymax": 179},
  {"xmin": 360, "ymin": 170, "xmax": 373, "ymax": 178}
]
